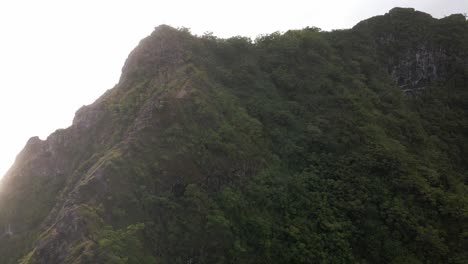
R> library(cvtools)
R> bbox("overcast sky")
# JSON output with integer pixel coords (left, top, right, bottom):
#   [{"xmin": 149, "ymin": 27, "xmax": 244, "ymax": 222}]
[{"xmin": 0, "ymin": 0, "xmax": 466, "ymax": 178}]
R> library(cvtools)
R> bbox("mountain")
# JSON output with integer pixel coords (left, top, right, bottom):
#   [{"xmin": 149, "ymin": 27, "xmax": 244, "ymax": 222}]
[{"xmin": 0, "ymin": 8, "xmax": 467, "ymax": 263}]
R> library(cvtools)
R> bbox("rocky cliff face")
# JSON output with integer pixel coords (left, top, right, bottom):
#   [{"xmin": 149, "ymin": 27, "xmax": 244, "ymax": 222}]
[
  {"xmin": 0, "ymin": 26, "xmax": 191, "ymax": 263},
  {"xmin": 0, "ymin": 9, "xmax": 467, "ymax": 264},
  {"xmin": 355, "ymin": 8, "xmax": 468, "ymax": 93}
]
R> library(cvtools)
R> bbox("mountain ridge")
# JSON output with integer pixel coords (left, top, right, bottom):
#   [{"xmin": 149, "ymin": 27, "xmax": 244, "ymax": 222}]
[{"xmin": 1, "ymin": 8, "xmax": 467, "ymax": 263}]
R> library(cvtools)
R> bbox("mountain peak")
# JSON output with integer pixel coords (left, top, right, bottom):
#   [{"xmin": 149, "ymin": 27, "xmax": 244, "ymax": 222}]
[
  {"xmin": 388, "ymin": 7, "xmax": 416, "ymax": 14},
  {"xmin": 120, "ymin": 25, "xmax": 192, "ymax": 84}
]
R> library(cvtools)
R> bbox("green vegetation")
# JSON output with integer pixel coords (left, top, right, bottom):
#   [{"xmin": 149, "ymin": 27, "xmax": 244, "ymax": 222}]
[{"xmin": 0, "ymin": 8, "xmax": 467, "ymax": 263}]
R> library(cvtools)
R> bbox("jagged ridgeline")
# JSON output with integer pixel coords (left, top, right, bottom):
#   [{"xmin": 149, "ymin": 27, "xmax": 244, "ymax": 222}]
[{"xmin": 0, "ymin": 7, "xmax": 467, "ymax": 264}]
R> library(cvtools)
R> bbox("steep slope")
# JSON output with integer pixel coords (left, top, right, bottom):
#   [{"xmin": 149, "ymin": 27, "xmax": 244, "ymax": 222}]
[
  {"xmin": 0, "ymin": 9, "xmax": 467, "ymax": 263},
  {"xmin": 353, "ymin": 8, "xmax": 468, "ymax": 93}
]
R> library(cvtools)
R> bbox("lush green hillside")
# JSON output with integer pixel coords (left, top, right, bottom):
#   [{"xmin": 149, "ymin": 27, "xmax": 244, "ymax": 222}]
[{"xmin": 0, "ymin": 8, "xmax": 467, "ymax": 263}]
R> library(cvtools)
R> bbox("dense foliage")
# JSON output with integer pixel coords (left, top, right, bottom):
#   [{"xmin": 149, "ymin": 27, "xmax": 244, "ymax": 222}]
[{"xmin": 0, "ymin": 8, "xmax": 467, "ymax": 263}]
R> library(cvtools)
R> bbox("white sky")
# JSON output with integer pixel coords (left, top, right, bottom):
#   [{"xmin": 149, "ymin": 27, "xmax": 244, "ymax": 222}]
[{"xmin": 0, "ymin": 0, "xmax": 467, "ymax": 178}]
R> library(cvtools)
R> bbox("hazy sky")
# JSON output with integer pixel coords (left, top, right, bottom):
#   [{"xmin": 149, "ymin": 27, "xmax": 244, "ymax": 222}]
[{"xmin": 0, "ymin": 0, "xmax": 466, "ymax": 178}]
